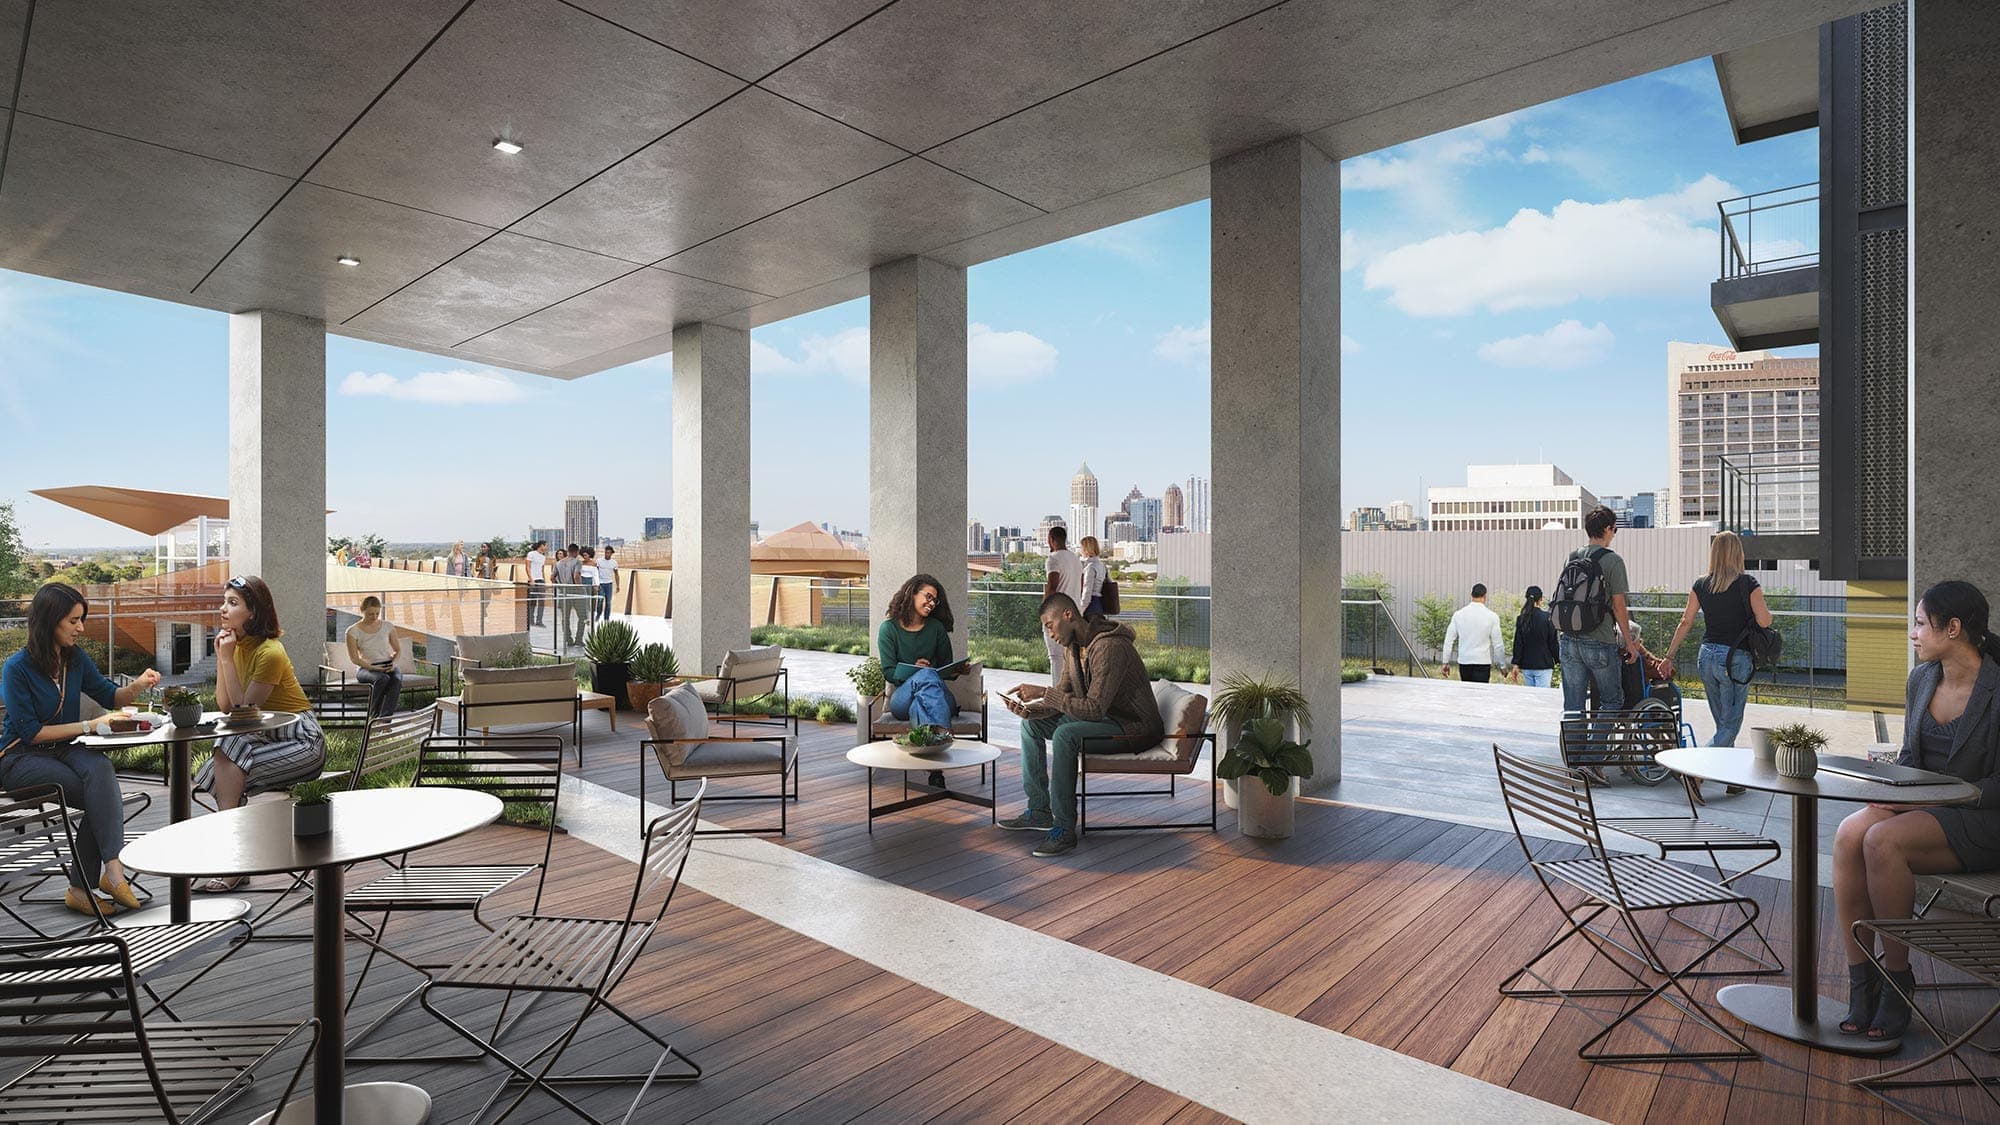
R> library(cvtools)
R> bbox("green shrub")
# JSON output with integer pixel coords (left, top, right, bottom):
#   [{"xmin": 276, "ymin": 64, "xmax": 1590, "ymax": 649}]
[
  {"xmin": 750, "ymin": 624, "xmax": 869, "ymax": 652},
  {"xmin": 1341, "ymin": 668, "xmax": 1369, "ymax": 684},
  {"xmin": 816, "ymin": 699, "xmax": 854, "ymax": 723}
]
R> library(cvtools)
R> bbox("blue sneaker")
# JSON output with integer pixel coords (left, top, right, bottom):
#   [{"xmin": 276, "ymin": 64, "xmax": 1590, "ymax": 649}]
[{"xmin": 1032, "ymin": 827, "xmax": 1078, "ymax": 857}]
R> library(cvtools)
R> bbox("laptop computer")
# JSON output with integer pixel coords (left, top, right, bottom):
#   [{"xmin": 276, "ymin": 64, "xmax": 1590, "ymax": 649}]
[{"xmin": 1815, "ymin": 755, "xmax": 1960, "ymax": 787}]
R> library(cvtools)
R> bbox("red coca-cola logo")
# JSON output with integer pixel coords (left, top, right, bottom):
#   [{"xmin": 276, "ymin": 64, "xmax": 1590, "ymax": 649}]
[{"xmin": 1707, "ymin": 350, "xmax": 1738, "ymax": 361}]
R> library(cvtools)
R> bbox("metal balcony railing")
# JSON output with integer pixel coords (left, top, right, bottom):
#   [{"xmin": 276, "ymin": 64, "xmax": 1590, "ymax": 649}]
[
  {"xmin": 1717, "ymin": 183, "xmax": 1819, "ymax": 280},
  {"xmin": 1717, "ymin": 454, "xmax": 1820, "ymax": 537}
]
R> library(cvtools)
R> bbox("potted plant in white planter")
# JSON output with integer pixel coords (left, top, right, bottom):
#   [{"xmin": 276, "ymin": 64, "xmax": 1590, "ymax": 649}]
[
  {"xmin": 291, "ymin": 777, "xmax": 337, "ymax": 836},
  {"xmin": 1210, "ymin": 673, "xmax": 1312, "ymax": 810},
  {"xmin": 626, "ymin": 642, "xmax": 680, "ymax": 713},
  {"xmin": 1215, "ymin": 717, "xmax": 1314, "ymax": 838},
  {"xmin": 163, "ymin": 686, "xmax": 204, "ymax": 729},
  {"xmin": 582, "ymin": 620, "xmax": 640, "ymax": 709},
  {"xmin": 1770, "ymin": 722, "xmax": 1829, "ymax": 779}
]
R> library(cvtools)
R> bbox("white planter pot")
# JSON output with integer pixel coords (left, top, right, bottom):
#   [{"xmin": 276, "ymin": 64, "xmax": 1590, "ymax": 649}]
[
  {"xmin": 1750, "ymin": 727, "xmax": 1776, "ymax": 762},
  {"xmin": 1223, "ymin": 777, "xmax": 1240, "ymax": 810},
  {"xmin": 1238, "ymin": 777, "xmax": 1298, "ymax": 839}
]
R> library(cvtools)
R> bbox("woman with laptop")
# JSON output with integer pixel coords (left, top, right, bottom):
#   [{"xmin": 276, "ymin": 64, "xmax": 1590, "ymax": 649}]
[{"xmin": 1832, "ymin": 579, "xmax": 2000, "ymax": 1040}]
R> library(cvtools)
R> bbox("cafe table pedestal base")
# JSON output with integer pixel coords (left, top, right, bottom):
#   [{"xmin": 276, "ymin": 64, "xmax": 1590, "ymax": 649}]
[
  {"xmin": 1716, "ymin": 983, "xmax": 1900, "ymax": 1054},
  {"xmin": 108, "ymin": 897, "xmax": 251, "ymax": 930},
  {"xmin": 250, "ymin": 1081, "xmax": 432, "ymax": 1125}
]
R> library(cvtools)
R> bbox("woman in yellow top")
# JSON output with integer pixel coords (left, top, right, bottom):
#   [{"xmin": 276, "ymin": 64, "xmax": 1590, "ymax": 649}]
[{"xmin": 196, "ymin": 575, "xmax": 326, "ymax": 839}]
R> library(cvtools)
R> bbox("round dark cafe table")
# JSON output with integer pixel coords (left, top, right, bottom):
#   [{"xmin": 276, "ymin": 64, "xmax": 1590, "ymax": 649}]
[
  {"xmin": 1656, "ymin": 746, "xmax": 1978, "ymax": 1055},
  {"xmin": 121, "ymin": 787, "xmax": 501, "ymax": 1124}
]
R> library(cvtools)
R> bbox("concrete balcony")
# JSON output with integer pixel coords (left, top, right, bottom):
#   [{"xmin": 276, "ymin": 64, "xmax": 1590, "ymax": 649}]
[{"xmin": 1712, "ymin": 184, "xmax": 1820, "ymax": 350}]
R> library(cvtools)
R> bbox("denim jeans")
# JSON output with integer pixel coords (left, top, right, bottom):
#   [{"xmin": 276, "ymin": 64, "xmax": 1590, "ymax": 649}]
[
  {"xmin": 1697, "ymin": 643, "xmax": 1753, "ymax": 746},
  {"xmin": 0, "ymin": 746, "xmax": 123, "ymax": 889},
  {"xmin": 889, "ymin": 668, "xmax": 954, "ymax": 728},
  {"xmin": 599, "ymin": 582, "xmax": 614, "ymax": 621},
  {"xmin": 1019, "ymin": 714, "xmax": 1123, "ymax": 833},
  {"xmin": 357, "ymin": 666, "xmax": 401, "ymax": 718},
  {"xmin": 1521, "ymin": 668, "xmax": 1553, "ymax": 689},
  {"xmin": 1559, "ymin": 634, "xmax": 1625, "ymax": 714}
]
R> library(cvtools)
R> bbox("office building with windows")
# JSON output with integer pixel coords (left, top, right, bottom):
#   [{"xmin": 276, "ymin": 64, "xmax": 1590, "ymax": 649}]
[
  {"xmin": 1426, "ymin": 465, "xmax": 1599, "ymax": 532},
  {"xmin": 564, "ymin": 495, "xmax": 599, "ymax": 549},
  {"xmin": 1666, "ymin": 343, "xmax": 1819, "ymax": 530}
]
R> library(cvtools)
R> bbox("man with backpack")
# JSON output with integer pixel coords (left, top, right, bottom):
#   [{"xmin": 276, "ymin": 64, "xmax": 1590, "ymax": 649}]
[{"xmin": 1550, "ymin": 505, "xmax": 1642, "ymax": 714}]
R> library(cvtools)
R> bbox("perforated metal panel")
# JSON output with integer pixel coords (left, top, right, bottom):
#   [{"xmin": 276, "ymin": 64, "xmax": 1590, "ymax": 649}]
[
  {"xmin": 1860, "ymin": 2, "xmax": 1908, "ymax": 209},
  {"xmin": 1858, "ymin": 228, "xmax": 1907, "ymax": 558}
]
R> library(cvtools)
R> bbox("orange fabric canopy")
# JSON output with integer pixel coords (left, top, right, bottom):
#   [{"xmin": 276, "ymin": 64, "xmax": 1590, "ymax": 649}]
[{"xmin": 31, "ymin": 486, "xmax": 231, "ymax": 536}]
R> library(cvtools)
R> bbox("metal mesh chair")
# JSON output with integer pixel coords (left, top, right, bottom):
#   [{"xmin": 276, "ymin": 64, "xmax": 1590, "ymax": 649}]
[
  {"xmin": 419, "ymin": 781, "xmax": 705, "ymax": 1124},
  {"xmin": 1561, "ymin": 714, "xmax": 1785, "ymax": 976},
  {"xmin": 1849, "ymin": 917, "xmax": 2000, "ymax": 1120},
  {"xmin": 342, "ymin": 734, "xmax": 563, "ymax": 1062},
  {"xmin": 0, "ymin": 933, "xmax": 317, "ymax": 1124},
  {"xmin": 1493, "ymin": 745, "xmax": 1761, "ymax": 1063}
]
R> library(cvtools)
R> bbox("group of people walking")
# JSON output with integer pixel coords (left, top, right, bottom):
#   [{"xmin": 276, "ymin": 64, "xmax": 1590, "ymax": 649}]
[
  {"xmin": 1, "ymin": 576, "xmax": 328, "ymax": 913},
  {"xmin": 525, "ymin": 540, "xmax": 620, "ymax": 639}
]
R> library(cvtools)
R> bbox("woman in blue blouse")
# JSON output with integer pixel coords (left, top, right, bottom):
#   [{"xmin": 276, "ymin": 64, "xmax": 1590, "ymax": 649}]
[{"xmin": 0, "ymin": 583, "xmax": 160, "ymax": 918}]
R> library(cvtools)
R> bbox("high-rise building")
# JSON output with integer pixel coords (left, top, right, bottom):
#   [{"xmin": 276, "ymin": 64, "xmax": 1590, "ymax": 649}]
[
  {"xmin": 1163, "ymin": 483, "xmax": 1186, "ymax": 530},
  {"xmin": 642, "ymin": 516, "xmax": 673, "ymax": 540},
  {"xmin": 1385, "ymin": 499, "xmax": 1416, "ymax": 526},
  {"xmin": 528, "ymin": 527, "xmax": 561, "ymax": 548},
  {"xmin": 1666, "ymin": 342, "xmax": 1819, "ymax": 530},
  {"xmin": 1104, "ymin": 514, "xmax": 1134, "ymax": 543},
  {"xmin": 1346, "ymin": 507, "xmax": 1387, "ymax": 532},
  {"xmin": 1427, "ymin": 465, "xmax": 1600, "ymax": 532},
  {"xmin": 1035, "ymin": 514, "xmax": 1066, "ymax": 550},
  {"xmin": 1184, "ymin": 476, "xmax": 1210, "ymax": 534},
  {"xmin": 1068, "ymin": 463, "xmax": 1099, "ymax": 542},
  {"xmin": 563, "ymin": 495, "xmax": 599, "ymax": 549},
  {"xmin": 967, "ymin": 520, "xmax": 986, "ymax": 553},
  {"xmin": 1128, "ymin": 496, "xmax": 1162, "ymax": 542}
]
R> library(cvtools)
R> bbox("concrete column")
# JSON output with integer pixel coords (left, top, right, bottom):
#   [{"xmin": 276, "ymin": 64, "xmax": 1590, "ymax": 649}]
[
  {"xmin": 1210, "ymin": 136, "xmax": 1342, "ymax": 789},
  {"xmin": 1912, "ymin": 2, "xmax": 2000, "ymax": 601},
  {"xmin": 868, "ymin": 256, "xmax": 968, "ymax": 656},
  {"xmin": 671, "ymin": 322, "xmax": 752, "ymax": 674},
  {"xmin": 228, "ymin": 310, "xmax": 326, "ymax": 678}
]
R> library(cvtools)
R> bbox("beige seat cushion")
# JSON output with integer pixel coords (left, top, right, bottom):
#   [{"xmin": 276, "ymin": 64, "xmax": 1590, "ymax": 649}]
[
  {"xmin": 1081, "ymin": 681, "xmax": 1207, "ymax": 772},
  {"xmin": 699, "ymin": 645, "xmax": 785, "ymax": 700},
  {"xmin": 872, "ymin": 712, "xmax": 985, "ymax": 737},
  {"xmin": 946, "ymin": 662, "xmax": 985, "ymax": 712},
  {"xmin": 462, "ymin": 664, "xmax": 574, "ymax": 686},
  {"xmin": 456, "ymin": 632, "xmax": 530, "ymax": 666},
  {"xmin": 676, "ymin": 740, "xmax": 793, "ymax": 778},
  {"xmin": 645, "ymin": 684, "xmax": 714, "ymax": 766}
]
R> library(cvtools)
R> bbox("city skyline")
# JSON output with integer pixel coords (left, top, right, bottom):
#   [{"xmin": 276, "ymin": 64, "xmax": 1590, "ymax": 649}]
[{"xmin": 4, "ymin": 57, "xmax": 1815, "ymax": 549}]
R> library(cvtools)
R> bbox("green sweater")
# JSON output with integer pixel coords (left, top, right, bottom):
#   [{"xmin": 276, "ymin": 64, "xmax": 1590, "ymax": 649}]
[{"xmin": 876, "ymin": 617, "xmax": 953, "ymax": 685}]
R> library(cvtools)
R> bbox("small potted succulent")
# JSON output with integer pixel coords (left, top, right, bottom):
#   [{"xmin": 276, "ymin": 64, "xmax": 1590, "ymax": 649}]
[
  {"xmin": 581, "ymin": 620, "xmax": 641, "ymax": 708},
  {"xmin": 894, "ymin": 723, "xmax": 953, "ymax": 753},
  {"xmin": 290, "ymin": 777, "xmax": 338, "ymax": 836},
  {"xmin": 1770, "ymin": 722, "xmax": 1829, "ymax": 779},
  {"xmin": 1215, "ymin": 716, "xmax": 1315, "ymax": 838},
  {"xmin": 163, "ymin": 686, "xmax": 204, "ymax": 729},
  {"xmin": 626, "ymin": 642, "xmax": 681, "ymax": 713}
]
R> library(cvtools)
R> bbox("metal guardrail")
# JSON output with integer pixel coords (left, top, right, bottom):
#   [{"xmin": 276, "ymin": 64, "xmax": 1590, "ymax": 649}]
[
  {"xmin": 1717, "ymin": 183, "xmax": 1819, "ymax": 280},
  {"xmin": 1718, "ymin": 453, "xmax": 1819, "ymax": 537}
]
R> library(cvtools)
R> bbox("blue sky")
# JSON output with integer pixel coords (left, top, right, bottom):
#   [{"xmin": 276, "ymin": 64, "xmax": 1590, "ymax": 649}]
[{"xmin": 2, "ymin": 58, "xmax": 1814, "ymax": 549}]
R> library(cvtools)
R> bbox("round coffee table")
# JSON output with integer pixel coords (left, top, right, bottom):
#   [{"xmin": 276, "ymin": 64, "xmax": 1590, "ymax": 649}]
[
  {"xmin": 122, "ymin": 787, "xmax": 501, "ymax": 1124},
  {"xmin": 847, "ymin": 740, "xmax": 1001, "ymax": 831},
  {"xmin": 1656, "ymin": 746, "xmax": 1979, "ymax": 1055}
]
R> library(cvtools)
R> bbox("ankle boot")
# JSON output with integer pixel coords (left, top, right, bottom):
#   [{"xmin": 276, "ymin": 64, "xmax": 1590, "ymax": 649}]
[
  {"xmin": 1869, "ymin": 967, "xmax": 1918, "ymax": 1040},
  {"xmin": 1840, "ymin": 961, "xmax": 1880, "ymax": 1035}
]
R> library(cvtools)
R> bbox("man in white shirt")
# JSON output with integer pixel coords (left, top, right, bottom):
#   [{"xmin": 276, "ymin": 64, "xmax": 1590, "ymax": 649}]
[
  {"xmin": 1041, "ymin": 526, "xmax": 1085, "ymax": 675},
  {"xmin": 525, "ymin": 540, "xmax": 548, "ymax": 626},
  {"xmin": 1440, "ymin": 583, "xmax": 1508, "ymax": 684}
]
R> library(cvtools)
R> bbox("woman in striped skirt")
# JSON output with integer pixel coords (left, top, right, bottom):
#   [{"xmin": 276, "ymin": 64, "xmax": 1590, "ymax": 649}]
[{"xmin": 196, "ymin": 575, "xmax": 326, "ymax": 891}]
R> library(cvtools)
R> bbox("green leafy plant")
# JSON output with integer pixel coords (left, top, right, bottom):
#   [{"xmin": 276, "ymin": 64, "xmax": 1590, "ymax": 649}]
[
  {"xmin": 895, "ymin": 724, "xmax": 952, "ymax": 748},
  {"xmin": 631, "ymin": 642, "xmax": 679, "ymax": 684},
  {"xmin": 290, "ymin": 777, "xmax": 340, "ymax": 806},
  {"xmin": 1210, "ymin": 672, "xmax": 1313, "ymax": 737},
  {"xmin": 847, "ymin": 657, "xmax": 886, "ymax": 700},
  {"xmin": 581, "ymin": 620, "xmax": 639, "ymax": 665},
  {"xmin": 484, "ymin": 642, "xmax": 540, "ymax": 670},
  {"xmin": 162, "ymin": 686, "xmax": 202, "ymax": 709},
  {"xmin": 816, "ymin": 699, "xmax": 854, "ymax": 724},
  {"xmin": 1768, "ymin": 722, "xmax": 1829, "ymax": 753},
  {"xmin": 1214, "ymin": 716, "xmax": 1314, "ymax": 796},
  {"xmin": 1340, "ymin": 668, "xmax": 1369, "ymax": 684}
]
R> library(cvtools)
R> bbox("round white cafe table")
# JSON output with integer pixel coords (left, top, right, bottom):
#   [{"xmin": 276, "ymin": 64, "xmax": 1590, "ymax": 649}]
[
  {"xmin": 848, "ymin": 740, "xmax": 1001, "ymax": 830},
  {"xmin": 81, "ymin": 709, "xmax": 299, "ymax": 926},
  {"xmin": 1656, "ymin": 746, "xmax": 1979, "ymax": 1055},
  {"xmin": 121, "ymin": 787, "xmax": 501, "ymax": 1124}
]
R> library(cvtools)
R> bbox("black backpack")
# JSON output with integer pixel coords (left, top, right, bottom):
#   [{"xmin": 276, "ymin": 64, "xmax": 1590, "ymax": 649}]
[
  {"xmin": 1728, "ymin": 624, "xmax": 1785, "ymax": 684},
  {"xmin": 1551, "ymin": 546, "xmax": 1612, "ymax": 635}
]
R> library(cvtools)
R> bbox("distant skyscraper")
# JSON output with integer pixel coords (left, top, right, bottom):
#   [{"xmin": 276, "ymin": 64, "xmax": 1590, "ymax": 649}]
[
  {"xmin": 1035, "ymin": 514, "xmax": 1066, "ymax": 550},
  {"xmin": 564, "ymin": 496, "xmax": 599, "ymax": 548},
  {"xmin": 643, "ymin": 516, "xmax": 673, "ymax": 540},
  {"xmin": 1068, "ymin": 463, "xmax": 1099, "ymax": 542},
  {"xmin": 967, "ymin": 520, "xmax": 986, "ymax": 553},
  {"xmin": 1163, "ymin": 483, "xmax": 1186, "ymax": 530},
  {"xmin": 1346, "ymin": 507, "xmax": 1388, "ymax": 532},
  {"xmin": 1105, "ymin": 515, "xmax": 1136, "ymax": 544},
  {"xmin": 1184, "ymin": 476, "xmax": 1210, "ymax": 534},
  {"xmin": 1385, "ymin": 500, "xmax": 1415, "ymax": 525},
  {"xmin": 1120, "ymin": 485, "xmax": 1143, "ymax": 515},
  {"xmin": 529, "ymin": 527, "xmax": 562, "ymax": 548},
  {"xmin": 1129, "ymin": 496, "xmax": 1162, "ymax": 542}
]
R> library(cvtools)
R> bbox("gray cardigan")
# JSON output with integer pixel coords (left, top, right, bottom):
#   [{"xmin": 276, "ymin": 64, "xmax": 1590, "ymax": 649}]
[{"xmin": 1900, "ymin": 655, "xmax": 2000, "ymax": 809}]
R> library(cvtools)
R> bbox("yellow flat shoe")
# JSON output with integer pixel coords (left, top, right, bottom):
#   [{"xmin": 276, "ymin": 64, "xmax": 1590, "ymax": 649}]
[
  {"xmin": 100, "ymin": 875, "xmax": 143, "ymax": 911},
  {"xmin": 64, "ymin": 888, "xmax": 118, "ymax": 919}
]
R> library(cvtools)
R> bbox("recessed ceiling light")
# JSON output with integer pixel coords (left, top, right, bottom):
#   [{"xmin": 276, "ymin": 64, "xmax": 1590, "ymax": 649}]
[
  {"xmin": 335, "ymin": 255, "xmax": 360, "ymax": 267},
  {"xmin": 492, "ymin": 139, "xmax": 523, "ymax": 155}
]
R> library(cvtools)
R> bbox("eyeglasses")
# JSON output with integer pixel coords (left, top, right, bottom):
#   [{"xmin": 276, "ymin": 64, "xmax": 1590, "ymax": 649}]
[{"xmin": 226, "ymin": 576, "xmax": 248, "ymax": 590}]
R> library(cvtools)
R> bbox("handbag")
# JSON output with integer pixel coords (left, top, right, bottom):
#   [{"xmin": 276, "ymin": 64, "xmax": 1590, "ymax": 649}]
[
  {"xmin": 1099, "ymin": 579, "xmax": 1120, "ymax": 616},
  {"xmin": 1727, "ymin": 624, "xmax": 1785, "ymax": 684}
]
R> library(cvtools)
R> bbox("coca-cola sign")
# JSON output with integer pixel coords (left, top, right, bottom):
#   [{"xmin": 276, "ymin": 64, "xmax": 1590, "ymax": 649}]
[{"xmin": 1707, "ymin": 350, "xmax": 1738, "ymax": 361}]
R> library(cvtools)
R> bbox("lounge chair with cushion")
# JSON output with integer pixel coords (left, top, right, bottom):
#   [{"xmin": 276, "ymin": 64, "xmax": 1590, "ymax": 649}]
[
  {"xmin": 1074, "ymin": 680, "xmax": 1216, "ymax": 833},
  {"xmin": 642, "ymin": 683, "xmax": 796, "ymax": 836}
]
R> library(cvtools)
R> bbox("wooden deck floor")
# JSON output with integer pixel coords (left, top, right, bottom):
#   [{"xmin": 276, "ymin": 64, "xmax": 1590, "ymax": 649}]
[{"xmin": 5, "ymin": 712, "xmax": 1995, "ymax": 1123}]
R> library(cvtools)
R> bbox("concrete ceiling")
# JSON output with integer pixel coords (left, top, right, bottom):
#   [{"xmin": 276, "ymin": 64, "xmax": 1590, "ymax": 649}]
[{"xmin": 0, "ymin": 0, "xmax": 1873, "ymax": 379}]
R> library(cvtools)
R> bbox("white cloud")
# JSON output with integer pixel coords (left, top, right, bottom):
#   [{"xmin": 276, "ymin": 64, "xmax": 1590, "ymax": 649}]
[
  {"xmin": 338, "ymin": 368, "xmax": 529, "ymax": 405},
  {"xmin": 1153, "ymin": 320, "xmax": 1210, "ymax": 365},
  {"xmin": 1477, "ymin": 320, "xmax": 1616, "ymax": 369},
  {"xmin": 1342, "ymin": 334, "xmax": 1362, "ymax": 355},
  {"xmin": 1362, "ymin": 173, "xmax": 1740, "ymax": 316},
  {"xmin": 752, "ymin": 323, "xmax": 1057, "ymax": 387},
  {"xmin": 968, "ymin": 323, "xmax": 1057, "ymax": 387},
  {"xmin": 1520, "ymin": 144, "xmax": 1550, "ymax": 164}
]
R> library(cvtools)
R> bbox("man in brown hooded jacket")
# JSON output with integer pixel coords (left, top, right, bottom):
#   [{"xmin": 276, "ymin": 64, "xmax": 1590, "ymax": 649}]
[{"xmin": 1001, "ymin": 593, "xmax": 1164, "ymax": 856}]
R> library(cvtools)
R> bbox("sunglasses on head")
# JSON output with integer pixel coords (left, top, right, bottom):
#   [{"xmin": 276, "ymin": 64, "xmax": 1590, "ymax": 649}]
[{"xmin": 226, "ymin": 576, "xmax": 249, "ymax": 590}]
